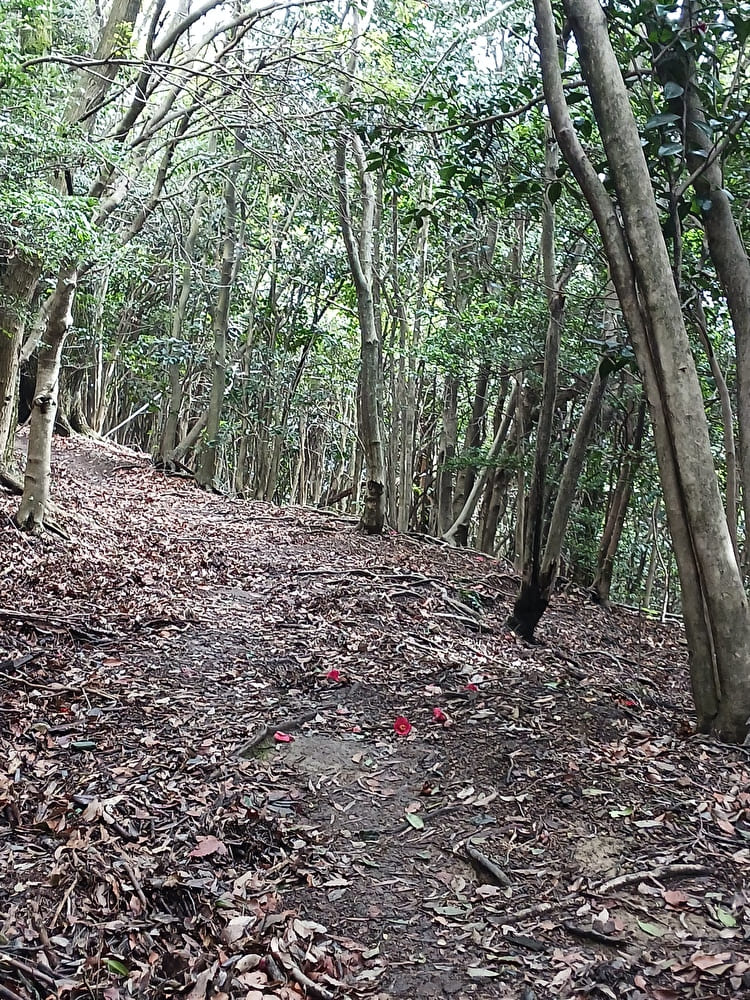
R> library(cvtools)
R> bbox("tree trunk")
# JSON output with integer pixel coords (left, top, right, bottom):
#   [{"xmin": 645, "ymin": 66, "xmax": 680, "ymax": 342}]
[
  {"xmin": 0, "ymin": 252, "xmax": 41, "ymax": 465},
  {"xmin": 159, "ymin": 191, "xmax": 206, "ymax": 461},
  {"xmin": 334, "ymin": 4, "xmax": 387, "ymax": 534},
  {"xmin": 508, "ymin": 122, "xmax": 574, "ymax": 639},
  {"xmin": 444, "ymin": 382, "xmax": 515, "ymax": 547},
  {"xmin": 15, "ymin": 265, "xmax": 78, "ymax": 532},
  {"xmin": 652, "ymin": 6, "xmax": 750, "ymax": 540},
  {"xmin": 435, "ymin": 375, "xmax": 458, "ymax": 535},
  {"xmin": 451, "ymin": 362, "xmax": 491, "ymax": 546},
  {"xmin": 591, "ymin": 396, "xmax": 646, "ymax": 606},
  {"xmin": 195, "ymin": 172, "xmax": 238, "ymax": 490},
  {"xmin": 536, "ymin": 0, "xmax": 750, "ymax": 740}
]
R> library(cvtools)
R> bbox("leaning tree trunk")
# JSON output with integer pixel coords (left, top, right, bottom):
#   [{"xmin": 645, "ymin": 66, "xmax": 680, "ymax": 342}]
[
  {"xmin": 536, "ymin": 0, "xmax": 750, "ymax": 741},
  {"xmin": 15, "ymin": 265, "xmax": 78, "ymax": 532},
  {"xmin": 444, "ymin": 381, "xmax": 515, "ymax": 547},
  {"xmin": 508, "ymin": 122, "xmax": 580, "ymax": 640},
  {"xmin": 434, "ymin": 375, "xmax": 458, "ymax": 535},
  {"xmin": 510, "ymin": 361, "xmax": 608, "ymax": 638}
]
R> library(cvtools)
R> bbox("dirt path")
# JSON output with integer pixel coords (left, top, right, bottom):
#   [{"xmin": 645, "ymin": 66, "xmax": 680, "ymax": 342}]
[{"xmin": 1, "ymin": 434, "xmax": 749, "ymax": 1000}]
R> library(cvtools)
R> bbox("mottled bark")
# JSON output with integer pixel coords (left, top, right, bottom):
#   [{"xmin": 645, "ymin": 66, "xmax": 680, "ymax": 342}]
[{"xmin": 15, "ymin": 265, "xmax": 78, "ymax": 532}]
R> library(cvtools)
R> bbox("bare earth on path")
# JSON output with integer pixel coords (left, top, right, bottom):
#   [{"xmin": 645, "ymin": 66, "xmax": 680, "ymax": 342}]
[{"xmin": 1, "ymin": 433, "xmax": 749, "ymax": 1000}]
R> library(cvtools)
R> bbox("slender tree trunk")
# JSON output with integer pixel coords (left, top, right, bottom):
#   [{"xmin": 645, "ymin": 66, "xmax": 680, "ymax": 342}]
[
  {"xmin": 435, "ymin": 375, "xmax": 458, "ymax": 535},
  {"xmin": 444, "ymin": 382, "xmax": 515, "ymax": 546},
  {"xmin": 539, "ymin": 365, "xmax": 609, "ymax": 581},
  {"xmin": 196, "ymin": 165, "xmax": 239, "ymax": 490},
  {"xmin": 335, "ymin": 3, "xmax": 386, "ymax": 533},
  {"xmin": 691, "ymin": 298, "xmax": 739, "ymax": 557},
  {"xmin": 591, "ymin": 397, "xmax": 646, "ymax": 606},
  {"xmin": 15, "ymin": 265, "xmax": 78, "ymax": 532},
  {"xmin": 451, "ymin": 361, "xmax": 491, "ymax": 546},
  {"xmin": 509, "ymin": 122, "xmax": 579, "ymax": 639},
  {"xmin": 159, "ymin": 191, "xmax": 206, "ymax": 461}
]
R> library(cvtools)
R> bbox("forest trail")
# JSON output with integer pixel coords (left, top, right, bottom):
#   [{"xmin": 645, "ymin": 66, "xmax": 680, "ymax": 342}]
[{"xmin": 1, "ymin": 433, "xmax": 749, "ymax": 1000}]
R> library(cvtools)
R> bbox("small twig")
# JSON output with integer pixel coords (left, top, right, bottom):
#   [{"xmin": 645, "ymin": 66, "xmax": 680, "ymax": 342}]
[
  {"xmin": 236, "ymin": 699, "xmax": 347, "ymax": 759},
  {"xmin": 596, "ymin": 864, "xmax": 709, "ymax": 895},
  {"xmin": 486, "ymin": 901, "xmax": 556, "ymax": 924},
  {"xmin": 269, "ymin": 943, "xmax": 334, "ymax": 1000},
  {"xmin": 119, "ymin": 860, "xmax": 149, "ymax": 912},
  {"xmin": 561, "ymin": 921, "xmax": 625, "ymax": 947},
  {"xmin": 465, "ymin": 841, "xmax": 512, "ymax": 887},
  {"xmin": 0, "ymin": 983, "xmax": 25, "ymax": 1000},
  {"xmin": 0, "ymin": 650, "xmax": 45, "ymax": 673},
  {"xmin": 0, "ymin": 953, "xmax": 58, "ymax": 988},
  {"xmin": 50, "ymin": 876, "xmax": 78, "ymax": 931},
  {"xmin": 31, "ymin": 903, "xmax": 59, "ymax": 969}
]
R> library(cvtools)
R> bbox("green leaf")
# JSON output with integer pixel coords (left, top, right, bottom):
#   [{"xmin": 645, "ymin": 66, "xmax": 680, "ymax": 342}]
[
  {"xmin": 638, "ymin": 920, "xmax": 668, "ymax": 937},
  {"xmin": 644, "ymin": 112, "xmax": 680, "ymax": 129},
  {"xmin": 663, "ymin": 81, "xmax": 684, "ymax": 99},
  {"xmin": 657, "ymin": 141, "xmax": 683, "ymax": 158},
  {"xmin": 547, "ymin": 180, "xmax": 562, "ymax": 205},
  {"xmin": 405, "ymin": 811, "xmax": 425, "ymax": 830},
  {"xmin": 104, "ymin": 958, "xmax": 130, "ymax": 976},
  {"xmin": 467, "ymin": 967, "xmax": 500, "ymax": 979},
  {"xmin": 716, "ymin": 907, "xmax": 737, "ymax": 927}
]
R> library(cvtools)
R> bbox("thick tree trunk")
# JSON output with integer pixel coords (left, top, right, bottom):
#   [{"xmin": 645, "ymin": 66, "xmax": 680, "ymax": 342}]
[
  {"xmin": 536, "ymin": 0, "xmax": 750, "ymax": 740},
  {"xmin": 15, "ymin": 265, "xmax": 78, "ymax": 532}
]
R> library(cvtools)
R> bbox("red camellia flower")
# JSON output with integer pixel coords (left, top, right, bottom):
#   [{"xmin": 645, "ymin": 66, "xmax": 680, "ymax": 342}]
[
  {"xmin": 393, "ymin": 715, "xmax": 412, "ymax": 736},
  {"xmin": 326, "ymin": 669, "xmax": 341, "ymax": 682},
  {"xmin": 433, "ymin": 707, "xmax": 447, "ymax": 723},
  {"xmin": 464, "ymin": 683, "xmax": 478, "ymax": 692},
  {"xmin": 273, "ymin": 731, "xmax": 293, "ymax": 743}
]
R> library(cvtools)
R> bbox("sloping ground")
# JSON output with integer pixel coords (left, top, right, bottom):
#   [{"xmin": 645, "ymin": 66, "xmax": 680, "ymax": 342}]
[{"xmin": 1, "ymin": 432, "xmax": 749, "ymax": 1000}]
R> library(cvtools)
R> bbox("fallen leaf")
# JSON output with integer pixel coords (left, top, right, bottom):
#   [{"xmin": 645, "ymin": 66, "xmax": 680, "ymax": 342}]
[
  {"xmin": 637, "ymin": 920, "xmax": 668, "ymax": 937},
  {"xmin": 190, "ymin": 835, "xmax": 227, "ymax": 857}
]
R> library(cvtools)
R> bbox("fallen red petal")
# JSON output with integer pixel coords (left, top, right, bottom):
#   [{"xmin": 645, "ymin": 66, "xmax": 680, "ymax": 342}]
[{"xmin": 393, "ymin": 716, "xmax": 412, "ymax": 736}]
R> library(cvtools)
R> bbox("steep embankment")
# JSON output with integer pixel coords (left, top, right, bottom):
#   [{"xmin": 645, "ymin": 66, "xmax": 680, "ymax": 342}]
[{"xmin": 1, "ymin": 432, "xmax": 748, "ymax": 1000}]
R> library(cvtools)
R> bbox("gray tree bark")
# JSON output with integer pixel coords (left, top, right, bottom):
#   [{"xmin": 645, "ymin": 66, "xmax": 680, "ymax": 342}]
[{"xmin": 535, "ymin": 0, "xmax": 750, "ymax": 741}]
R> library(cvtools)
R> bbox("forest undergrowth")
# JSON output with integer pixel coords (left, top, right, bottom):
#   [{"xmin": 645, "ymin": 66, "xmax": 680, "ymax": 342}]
[{"xmin": 1, "ymin": 431, "xmax": 749, "ymax": 1000}]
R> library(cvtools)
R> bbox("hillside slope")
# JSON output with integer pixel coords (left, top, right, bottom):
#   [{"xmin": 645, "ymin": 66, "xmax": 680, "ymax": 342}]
[{"xmin": 1, "ymin": 433, "xmax": 748, "ymax": 1000}]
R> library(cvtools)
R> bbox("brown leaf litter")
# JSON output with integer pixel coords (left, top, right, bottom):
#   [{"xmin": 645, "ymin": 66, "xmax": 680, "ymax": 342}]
[{"xmin": 1, "ymin": 432, "xmax": 749, "ymax": 1000}]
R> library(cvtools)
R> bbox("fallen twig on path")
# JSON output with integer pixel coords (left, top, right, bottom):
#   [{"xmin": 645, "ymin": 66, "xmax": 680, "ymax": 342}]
[
  {"xmin": 596, "ymin": 864, "xmax": 710, "ymax": 895},
  {"xmin": 465, "ymin": 841, "xmax": 512, "ymax": 887}
]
